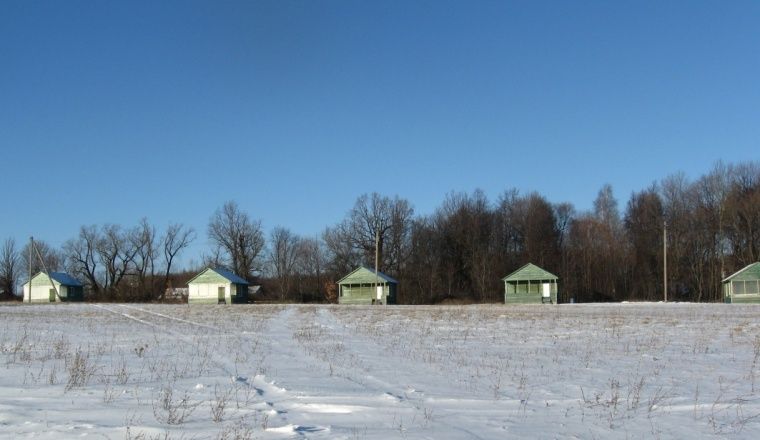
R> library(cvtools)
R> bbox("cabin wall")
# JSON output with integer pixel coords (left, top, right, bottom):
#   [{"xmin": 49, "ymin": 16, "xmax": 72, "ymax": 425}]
[
  {"xmin": 189, "ymin": 282, "xmax": 230, "ymax": 304},
  {"xmin": 24, "ymin": 283, "xmax": 60, "ymax": 303},
  {"xmin": 723, "ymin": 279, "xmax": 760, "ymax": 304},
  {"xmin": 504, "ymin": 281, "xmax": 558, "ymax": 304},
  {"xmin": 188, "ymin": 282, "xmax": 247, "ymax": 304},
  {"xmin": 339, "ymin": 283, "xmax": 392, "ymax": 304},
  {"xmin": 232, "ymin": 283, "xmax": 248, "ymax": 303}
]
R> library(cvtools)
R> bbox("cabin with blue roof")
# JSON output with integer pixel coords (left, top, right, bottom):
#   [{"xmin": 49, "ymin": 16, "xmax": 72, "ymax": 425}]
[
  {"xmin": 23, "ymin": 271, "xmax": 84, "ymax": 303},
  {"xmin": 187, "ymin": 267, "xmax": 249, "ymax": 304},
  {"xmin": 337, "ymin": 266, "xmax": 398, "ymax": 305}
]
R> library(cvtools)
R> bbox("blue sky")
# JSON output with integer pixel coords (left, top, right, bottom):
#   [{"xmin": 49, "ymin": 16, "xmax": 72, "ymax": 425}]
[{"xmin": 1, "ymin": 0, "xmax": 759, "ymax": 263}]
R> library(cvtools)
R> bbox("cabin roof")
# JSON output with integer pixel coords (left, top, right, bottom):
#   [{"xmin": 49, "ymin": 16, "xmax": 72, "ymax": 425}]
[
  {"xmin": 722, "ymin": 262, "xmax": 760, "ymax": 283},
  {"xmin": 187, "ymin": 267, "xmax": 249, "ymax": 285},
  {"xmin": 337, "ymin": 266, "xmax": 398, "ymax": 285},
  {"xmin": 28, "ymin": 271, "xmax": 84, "ymax": 287},
  {"xmin": 502, "ymin": 263, "xmax": 558, "ymax": 282}
]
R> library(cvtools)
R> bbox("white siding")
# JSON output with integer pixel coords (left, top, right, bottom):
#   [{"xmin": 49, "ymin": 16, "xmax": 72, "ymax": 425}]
[
  {"xmin": 188, "ymin": 282, "xmax": 231, "ymax": 302},
  {"xmin": 23, "ymin": 281, "xmax": 62, "ymax": 303}
]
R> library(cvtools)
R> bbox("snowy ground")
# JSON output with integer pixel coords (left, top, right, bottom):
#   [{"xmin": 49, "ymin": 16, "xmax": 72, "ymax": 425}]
[{"xmin": 1, "ymin": 303, "xmax": 759, "ymax": 439}]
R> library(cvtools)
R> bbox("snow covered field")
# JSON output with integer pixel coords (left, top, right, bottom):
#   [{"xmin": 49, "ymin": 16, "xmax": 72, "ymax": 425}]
[{"xmin": 1, "ymin": 303, "xmax": 759, "ymax": 439}]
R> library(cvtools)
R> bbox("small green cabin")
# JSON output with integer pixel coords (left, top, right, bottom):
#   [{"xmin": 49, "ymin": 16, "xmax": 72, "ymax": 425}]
[
  {"xmin": 23, "ymin": 272, "xmax": 84, "ymax": 303},
  {"xmin": 187, "ymin": 268, "xmax": 249, "ymax": 304},
  {"xmin": 723, "ymin": 262, "xmax": 760, "ymax": 304},
  {"xmin": 502, "ymin": 263, "xmax": 558, "ymax": 304},
  {"xmin": 337, "ymin": 266, "xmax": 397, "ymax": 305}
]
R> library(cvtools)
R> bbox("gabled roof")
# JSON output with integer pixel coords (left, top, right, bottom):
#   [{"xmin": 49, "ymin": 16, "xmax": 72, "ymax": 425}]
[
  {"xmin": 49, "ymin": 272, "xmax": 84, "ymax": 286},
  {"xmin": 187, "ymin": 267, "xmax": 249, "ymax": 285},
  {"xmin": 722, "ymin": 262, "xmax": 760, "ymax": 283},
  {"xmin": 337, "ymin": 266, "xmax": 398, "ymax": 285},
  {"xmin": 28, "ymin": 271, "xmax": 83, "ymax": 287},
  {"xmin": 502, "ymin": 263, "xmax": 558, "ymax": 282}
]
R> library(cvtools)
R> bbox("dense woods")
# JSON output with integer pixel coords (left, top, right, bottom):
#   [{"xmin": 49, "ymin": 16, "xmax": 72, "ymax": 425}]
[{"xmin": 2, "ymin": 160, "xmax": 759, "ymax": 303}]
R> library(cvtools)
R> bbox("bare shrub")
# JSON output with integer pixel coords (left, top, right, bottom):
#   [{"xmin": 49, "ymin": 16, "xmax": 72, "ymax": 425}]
[
  {"xmin": 65, "ymin": 347, "xmax": 98, "ymax": 391},
  {"xmin": 216, "ymin": 418, "xmax": 254, "ymax": 440},
  {"xmin": 152, "ymin": 385, "xmax": 202, "ymax": 425},
  {"xmin": 210, "ymin": 384, "xmax": 232, "ymax": 423}
]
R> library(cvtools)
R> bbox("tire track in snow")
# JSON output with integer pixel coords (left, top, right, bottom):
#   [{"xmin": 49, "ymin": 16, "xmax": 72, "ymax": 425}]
[
  {"xmin": 93, "ymin": 304, "xmax": 314, "ymax": 437},
  {"xmin": 312, "ymin": 307, "xmax": 491, "ymax": 440},
  {"xmin": 91, "ymin": 304, "xmax": 249, "ymax": 384},
  {"xmin": 117, "ymin": 304, "xmax": 220, "ymax": 331}
]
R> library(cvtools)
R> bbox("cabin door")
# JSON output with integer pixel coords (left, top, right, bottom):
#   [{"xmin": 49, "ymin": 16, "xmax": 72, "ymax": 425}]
[
  {"xmin": 218, "ymin": 286, "xmax": 226, "ymax": 304},
  {"xmin": 542, "ymin": 283, "xmax": 551, "ymax": 303},
  {"xmin": 49, "ymin": 288, "xmax": 56, "ymax": 302}
]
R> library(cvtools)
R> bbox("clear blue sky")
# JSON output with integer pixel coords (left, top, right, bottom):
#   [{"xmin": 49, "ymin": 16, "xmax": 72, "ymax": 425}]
[{"xmin": 2, "ymin": 0, "xmax": 759, "ymax": 264}]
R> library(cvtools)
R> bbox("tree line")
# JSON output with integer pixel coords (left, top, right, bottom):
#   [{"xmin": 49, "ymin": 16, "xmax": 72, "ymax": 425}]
[{"xmin": 1, "ymin": 160, "xmax": 758, "ymax": 303}]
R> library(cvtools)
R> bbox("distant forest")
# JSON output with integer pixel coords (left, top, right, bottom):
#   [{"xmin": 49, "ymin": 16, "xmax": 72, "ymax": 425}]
[{"xmin": 1, "ymin": 160, "xmax": 758, "ymax": 304}]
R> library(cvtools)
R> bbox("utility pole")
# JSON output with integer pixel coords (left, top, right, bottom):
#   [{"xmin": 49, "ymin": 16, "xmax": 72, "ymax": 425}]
[
  {"xmin": 28, "ymin": 236, "xmax": 33, "ymax": 303},
  {"xmin": 663, "ymin": 221, "xmax": 668, "ymax": 302},
  {"xmin": 374, "ymin": 228, "xmax": 380, "ymax": 305}
]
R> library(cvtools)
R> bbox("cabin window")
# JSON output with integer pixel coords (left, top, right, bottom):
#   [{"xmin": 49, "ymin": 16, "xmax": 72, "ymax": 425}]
[
  {"xmin": 732, "ymin": 281, "xmax": 745, "ymax": 295},
  {"xmin": 747, "ymin": 280, "xmax": 759, "ymax": 295}
]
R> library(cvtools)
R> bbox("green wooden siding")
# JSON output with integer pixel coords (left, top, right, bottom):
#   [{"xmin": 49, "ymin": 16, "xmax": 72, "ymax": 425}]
[
  {"xmin": 723, "ymin": 262, "xmax": 760, "ymax": 304},
  {"xmin": 725, "ymin": 263, "xmax": 760, "ymax": 281},
  {"xmin": 337, "ymin": 266, "xmax": 398, "ymax": 285},
  {"xmin": 337, "ymin": 267, "xmax": 398, "ymax": 305},
  {"xmin": 502, "ymin": 263, "xmax": 559, "ymax": 305},
  {"xmin": 502, "ymin": 263, "xmax": 558, "ymax": 282},
  {"xmin": 339, "ymin": 284, "xmax": 396, "ymax": 304}
]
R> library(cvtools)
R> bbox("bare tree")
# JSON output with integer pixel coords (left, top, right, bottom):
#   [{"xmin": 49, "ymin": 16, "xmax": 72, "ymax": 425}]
[
  {"xmin": 297, "ymin": 237, "xmax": 327, "ymax": 299},
  {"xmin": 268, "ymin": 227, "xmax": 301, "ymax": 300},
  {"xmin": 323, "ymin": 226, "xmax": 361, "ymax": 276},
  {"xmin": 335, "ymin": 193, "xmax": 414, "ymax": 276},
  {"xmin": 130, "ymin": 218, "xmax": 157, "ymax": 299},
  {"xmin": 725, "ymin": 162, "xmax": 760, "ymax": 266},
  {"xmin": 0, "ymin": 238, "xmax": 20, "ymax": 298},
  {"xmin": 64, "ymin": 225, "xmax": 101, "ymax": 294},
  {"xmin": 161, "ymin": 223, "xmax": 195, "ymax": 298},
  {"xmin": 624, "ymin": 186, "xmax": 664, "ymax": 300},
  {"xmin": 97, "ymin": 224, "xmax": 139, "ymax": 294},
  {"xmin": 207, "ymin": 201, "xmax": 265, "ymax": 280},
  {"xmin": 20, "ymin": 239, "xmax": 62, "ymax": 277}
]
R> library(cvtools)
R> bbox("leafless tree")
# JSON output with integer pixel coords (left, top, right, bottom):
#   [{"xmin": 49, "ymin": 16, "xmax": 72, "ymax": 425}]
[
  {"xmin": 161, "ymin": 223, "xmax": 195, "ymax": 298},
  {"xmin": 624, "ymin": 186, "xmax": 664, "ymax": 300},
  {"xmin": 323, "ymin": 226, "xmax": 361, "ymax": 277},
  {"xmin": 20, "ymin": 239, "xmax": 62, "ymax": 277},
  {"xmin": 725, "ymin": 162, "xmax": 760, "ymax": 265},
  {"xmin": 267, "ymin": 227, "xmax": 301, "ymax": 300},
  {"xmin": 296, "ymin": 237, "xmax": 327, "ymax": 299},
  {"xmin": 334, "ymin": 193, "xmax": 414, "ymax": 276},
  {"xmin": 0, "ymin": 238, "xmax": 20, "ymax": 298},
  {"xmin": 63, "ymin": 225, "xmax": 101, "ymax": 294},
  {"xmin": 207, "ymin": 201, "xmax": 265, "ymax": 280},
  {"xmin": 97, "ymin": 224, "xmax": 139, "ymax": 294},
  {"xmin": 130, "ymin": 218, "xmax": 157, "ymax": 299}
]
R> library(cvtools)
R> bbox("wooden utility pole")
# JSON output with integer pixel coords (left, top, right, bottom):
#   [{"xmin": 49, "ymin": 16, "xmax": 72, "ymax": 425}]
[
  {"xmin": 28, "ymin": 236, "xmax": 33, "ymax": 303},
  {"xmin": 374, "ymin": 228, "xmax": 379, "ymax": 305},
  {"xmin": 663, "ymin": 221, "xmax": 668, "ymax": 302}
]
